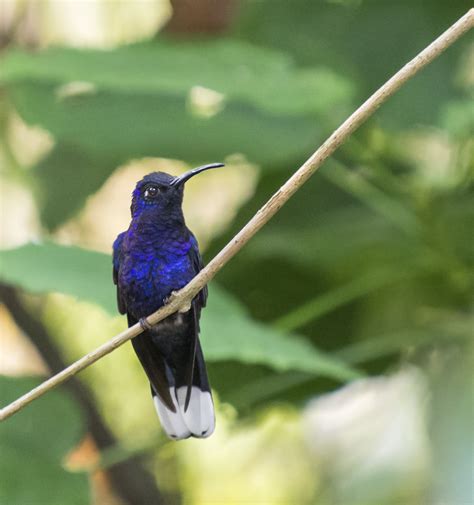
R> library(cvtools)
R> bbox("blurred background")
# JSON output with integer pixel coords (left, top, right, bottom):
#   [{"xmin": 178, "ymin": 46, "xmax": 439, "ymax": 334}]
[{"xmin": 0, "ymin": 1, "xmax": 473, "ymax": 504}]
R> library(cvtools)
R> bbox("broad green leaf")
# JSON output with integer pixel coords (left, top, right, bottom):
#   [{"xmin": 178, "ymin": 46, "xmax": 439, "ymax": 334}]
[
  {"xmin": 9, "ymin": 81, "xmax": 323, "ymax": 164},
  {"xmin": 1, "ymin": 40, "xmax": 352, "ymax": 164},
  {"xmin": 1, "ymin": 40, "xmax": 352, "ymax": 118},
  {"xmin": 202, "ymin": 286, "xmax": 360, "ymax": 381},
  {"xmin": 0, "ymin": 242, "xmax": 115, "ymax": 313},
  {"xmin": 0, "ymin": 376, "xmax": 89, "ymax": 505},
  {"xmin": 0, "ymin": 242, "xmax": 358, "ymax": 382}
]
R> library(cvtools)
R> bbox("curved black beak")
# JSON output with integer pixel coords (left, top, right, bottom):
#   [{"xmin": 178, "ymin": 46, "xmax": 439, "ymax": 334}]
[{"xmin": 171, "ymin": 162, "xmax": 225, "ymax": 187}]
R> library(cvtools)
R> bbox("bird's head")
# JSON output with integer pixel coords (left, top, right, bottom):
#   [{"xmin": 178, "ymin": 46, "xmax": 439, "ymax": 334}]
[{"xmin": 131, "ymin": 163, "xmax": 225, "ymax": 220}]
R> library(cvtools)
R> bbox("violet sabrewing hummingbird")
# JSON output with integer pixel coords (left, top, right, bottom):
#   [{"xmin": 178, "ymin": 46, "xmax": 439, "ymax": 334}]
[{"xmin": 112, "ymin": 163, "xmax": 224, "ymax": 439}]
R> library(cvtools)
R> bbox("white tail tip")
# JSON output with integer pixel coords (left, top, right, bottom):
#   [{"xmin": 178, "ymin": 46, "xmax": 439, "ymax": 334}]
[{"xmin": 153, "ymin": 386, "xmax": 215, "ymax": 440}]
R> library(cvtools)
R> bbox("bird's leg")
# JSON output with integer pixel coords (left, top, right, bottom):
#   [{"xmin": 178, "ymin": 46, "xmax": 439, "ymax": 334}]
[
  {"xmin": 167, "ymin": 291, "xmax": 192, "ymax": 313},
  {"xmin": 139, "ymin": 317, "xmax": 153, "ymax": 331}
]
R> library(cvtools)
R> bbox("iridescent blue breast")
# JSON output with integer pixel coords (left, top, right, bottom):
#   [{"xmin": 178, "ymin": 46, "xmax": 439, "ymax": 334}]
[{"xmin": 118, "ymin": 236, "xmax": 195, "ymax": 319}]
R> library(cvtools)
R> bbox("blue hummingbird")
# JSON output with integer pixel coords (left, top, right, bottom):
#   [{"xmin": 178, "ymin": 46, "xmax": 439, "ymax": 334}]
[{"xmin": 113, "ymin": 163, "xmax": 224, "ymax": 440}]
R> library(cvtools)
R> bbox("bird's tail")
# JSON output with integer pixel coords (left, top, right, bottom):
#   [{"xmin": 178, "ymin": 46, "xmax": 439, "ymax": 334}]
[
  {"xmin": 152, "ymin": 340, "xmax": 215, "ymax": 440},
  {"xmin": 131, "ymin": 324, "xmax": 215, "ymax": 440}
]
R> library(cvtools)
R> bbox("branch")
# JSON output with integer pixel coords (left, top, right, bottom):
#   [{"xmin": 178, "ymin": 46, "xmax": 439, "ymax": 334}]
[{"xmin": 1, "ymin": 8, "xmax": 472, "ymax": 422}]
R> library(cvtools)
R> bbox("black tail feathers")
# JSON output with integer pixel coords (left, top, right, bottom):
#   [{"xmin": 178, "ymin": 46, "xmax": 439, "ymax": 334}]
[{"xmin": 130, "ymin": 312, "xmax": 214, "ymax": 440}]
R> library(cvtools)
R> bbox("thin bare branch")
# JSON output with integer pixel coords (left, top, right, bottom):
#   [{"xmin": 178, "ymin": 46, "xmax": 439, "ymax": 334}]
[{"xmin": 1, "ymin": 8, "xmax": 472, "ymax": 423}]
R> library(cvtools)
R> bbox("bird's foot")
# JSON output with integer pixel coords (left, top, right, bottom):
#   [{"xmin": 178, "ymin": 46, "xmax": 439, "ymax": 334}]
[
  {"xmin": 139, "ymin": 317, "xmax": 153, "ymax": 331},
  {"xmin": 168, "ymin": 291, "xmax": 192, "ymax": 313}
]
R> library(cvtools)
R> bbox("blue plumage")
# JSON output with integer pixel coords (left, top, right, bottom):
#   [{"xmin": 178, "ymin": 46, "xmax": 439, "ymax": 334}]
[{"xmin": 113, "ymin": 163, "xmax": 224, "ymax": 439}]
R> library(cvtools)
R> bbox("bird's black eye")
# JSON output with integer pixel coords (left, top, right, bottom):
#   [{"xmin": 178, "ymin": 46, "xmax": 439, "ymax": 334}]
[{"xmin": 144, "ymin": 185, "xmax": 160, "ymax": 199}]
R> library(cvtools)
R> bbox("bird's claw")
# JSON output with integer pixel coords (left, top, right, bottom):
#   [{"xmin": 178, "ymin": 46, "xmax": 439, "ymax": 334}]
[
  {"xmin": 139, "ymin": 317, "xmax": 153, "ymax": 331},
  {"xmin": 168, "ymin": 291, "xmax": 192, "ymax": 313}
]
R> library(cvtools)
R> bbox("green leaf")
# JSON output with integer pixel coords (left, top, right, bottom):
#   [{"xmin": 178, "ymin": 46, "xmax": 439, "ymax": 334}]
[
  {"xmin": 0, "ymin": 242, "xmax": 358, "ymax": 382},
  {"xmin": 202, "ymin": 286, "xmax": 360, "ymax": 381},
  {"xmin": 0, "ymin": 242, "xmax": 115, "ymax": 313},
  {"xmin": 0, "ymin": 376, "xmax": 89, "ymax": 505},
  {"xmin": 10, "ymin": 81, "xmax": 323, "ymax": 164},
  {"xmin": 1, "ymin": 40, "xmax": 352, "ymax": 118},
  {"xmin": 1, "ymin": 40, "xmax": 352, "ymax": 164}
]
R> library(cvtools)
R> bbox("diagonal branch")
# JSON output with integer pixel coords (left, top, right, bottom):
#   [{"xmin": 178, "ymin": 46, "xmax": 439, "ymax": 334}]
[{"xmin": 1, "ymin": 8, "xmax": 472, "ymax": 422}]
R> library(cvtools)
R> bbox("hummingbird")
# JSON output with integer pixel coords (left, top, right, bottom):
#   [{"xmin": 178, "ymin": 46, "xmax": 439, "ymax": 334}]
[{"xmin": 112, "ymin": 163, "xmax": 224, "ymax": 440}]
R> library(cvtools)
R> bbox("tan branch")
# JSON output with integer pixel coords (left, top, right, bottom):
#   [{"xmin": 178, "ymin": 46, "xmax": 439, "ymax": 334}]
[{"xmin": 1, "ymin": 8, "xmax": 472, "ymax": 422}]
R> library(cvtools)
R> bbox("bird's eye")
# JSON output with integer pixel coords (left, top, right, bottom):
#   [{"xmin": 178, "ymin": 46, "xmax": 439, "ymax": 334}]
[{"xmin": 144, "ymin": 185, "xmax": 159, "ymax": 199}]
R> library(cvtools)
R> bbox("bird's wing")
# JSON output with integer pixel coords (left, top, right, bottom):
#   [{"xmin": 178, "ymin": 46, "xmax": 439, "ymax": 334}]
[
  {"xmin": 128, "ymin": 314, "xmax": 177, "ymax": 412},
  {"xmin": 112, "ymin": 232, "xmax": 127, "ymax": 315},
  {"xmin": 189, "ymin": 232, "xmax": 208, "ymax": 308},
  {"xmin": 181, "ymin": 234, "xmax": 208, "ymax": 409},
  {"xmin": 182, "ymin": 298, "xmax": 199, "ymax": 410}
]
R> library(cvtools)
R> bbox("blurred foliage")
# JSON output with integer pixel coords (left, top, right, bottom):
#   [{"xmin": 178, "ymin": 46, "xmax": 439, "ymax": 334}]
[
  {"xmin": 237, "ymin": 0, "xmax": 474, "ymax": 128},
  {"xmin": 0, "ymin": 0, "xmax": 473, "ymax": 504},
  {"xmin": 0, "ymin": 376, "xmax": 88, "ymax": 505},
  {"xmin": 1, "ymin": 40, "xmax": 353, "ymax": 228}
]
